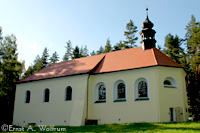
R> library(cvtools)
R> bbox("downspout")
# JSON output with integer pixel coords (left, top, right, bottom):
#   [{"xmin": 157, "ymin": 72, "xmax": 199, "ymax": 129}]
[
  {"xmin": 85, "ymin": 73, "xmax": 90, "ymax": 124},
  {"xmin": 85, "ymin": 55, "xmax": 105, "ymax": 125}
]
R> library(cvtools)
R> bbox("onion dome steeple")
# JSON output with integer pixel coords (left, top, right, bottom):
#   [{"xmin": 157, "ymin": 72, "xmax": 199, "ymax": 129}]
[{"xmin": 140, "ymin": 8, "xmax": 156, "ymax": 50}]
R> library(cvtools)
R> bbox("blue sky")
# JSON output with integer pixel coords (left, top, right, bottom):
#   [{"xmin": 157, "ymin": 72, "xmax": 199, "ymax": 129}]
[{"xmin": 0, "ymin": 0, "xmax": 200, "ymax": 69}]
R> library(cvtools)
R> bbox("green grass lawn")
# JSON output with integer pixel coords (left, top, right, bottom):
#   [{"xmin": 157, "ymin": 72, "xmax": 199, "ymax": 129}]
[{"xmin": 23, "ymin": 121, "xmax": 200, "ymax": 133}]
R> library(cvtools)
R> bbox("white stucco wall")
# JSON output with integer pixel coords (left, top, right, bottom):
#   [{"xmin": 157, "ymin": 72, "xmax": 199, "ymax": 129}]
[
  {"xmin": 88, "ymin": 67, "xmax": 160, "ymax": 125},
  {"xmin": 87, "ymin": 66, "xmax": 188, "ymax": 124},
  {"xmin": 13, "ymin": 66, "xmax": 188, "ymax": 126},
  {"xmin": 13, "ymin": 74, "xmax": 88, "ymax": 127},
  {"xmin": 157, "ymin": 67, "xmax": 188, "ymax": 122}
]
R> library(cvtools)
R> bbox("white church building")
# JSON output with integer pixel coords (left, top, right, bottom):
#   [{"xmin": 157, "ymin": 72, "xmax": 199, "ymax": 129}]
[{"xmin": 13, "ymin": 11, "xmax": 188, "ymax": 126}]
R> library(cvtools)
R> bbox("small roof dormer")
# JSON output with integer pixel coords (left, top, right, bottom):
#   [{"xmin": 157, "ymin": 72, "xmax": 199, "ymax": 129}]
[{"xmin": 140, "ymin": 8, "xmax": 156, "ymax": 50}]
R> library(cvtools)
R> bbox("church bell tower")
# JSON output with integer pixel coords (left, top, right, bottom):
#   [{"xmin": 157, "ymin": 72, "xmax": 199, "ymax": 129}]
[{"xmin": 140, "ymin": 8, "xmax": 156, "ymax": 50}]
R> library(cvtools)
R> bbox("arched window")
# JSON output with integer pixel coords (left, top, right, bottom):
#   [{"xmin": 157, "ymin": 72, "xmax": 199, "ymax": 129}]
[
  {"xmin": 138, "ymin": 81, "xmax": 147, "ymax": 97},
  {"xmin": 25, "ymin": 90, "xmax": 31, "ymax": 103},
  {"xmin": 134, "ymin": 78, "xmax": 149, "ymax": 101},
  {"xmin": 164, "ymin": 80, "xmax": 171, "ymax": 86},
  {"xmin": 65, "ymin": 86, "xmax": 72, "ymax": 101},
  {"xmin": 43, "ymin": 88, "xmax": 50, "ymax": 102},
  {"xmin": 163, "ymin": 77, "xmax": 177, "ymax": 88},
  {"xmin": 94, "ymin": 82, "xmax": 106, "ymax": 103},
  {"xmin": 99, "ymin": 85, "xmax": 106, "ymax": 100},
  {"xmin": 113, "ymin": 80, "xmax": 126, "ymax": 102},
  {"xmin": 117, "ymin": 83, "xmax": 126, "ymax": 99}
]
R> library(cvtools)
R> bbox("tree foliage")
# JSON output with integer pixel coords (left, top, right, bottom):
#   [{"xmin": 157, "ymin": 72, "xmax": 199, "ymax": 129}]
[
  {"xmin": 104, "ymin": 38, "xmax": 112, "ymax": 53},
  {"xmin": 72, "ymin": 46, "xmax": 81, "ymax": 59},
  {"xmin": 63, "ymin": 40, "xmax": 73, "ymax": 61},
  {"xmin": 163, "ymin": 15, "xmax": 200, "ymax": 119},
  {"xmin": 184, "ymin": 15, "xmax": 200, "ymax": 119},
  {"xmin": 124, "ymin": 19, "xmax": 138, "ymax": 48},
  {"xmin": 113, "ymin": 40, "xmax": 129, "ymax": 51},
  {"xmin": 49, "ymin": 51, "xmax": 59, "ymax": 64},
  {"xmin": 163, "ymin": 33, "xmax": 184, "ymax": 64},
  {"xmin": 97, "ymin": 46, "xmax": 104, "ymax": 55},
  {"xmin": 80, "ymin": 45, "xmax": 89, "ymax": 57},
  {"xmin": 0, "ymin": 27, "xmax": 24, "ymax": 124},
  {"xmin": 23, "ymin": 48, "xmax": 50, "ymax": 79},
  {"xmin": 41, "ymin": 47, "xmax": 49, "ymax": 69}
]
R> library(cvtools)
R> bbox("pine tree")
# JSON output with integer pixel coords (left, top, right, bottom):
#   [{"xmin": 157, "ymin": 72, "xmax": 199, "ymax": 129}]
[
  {"xmin": 90, "ymin": 50, "xmax": 96, "ymax": 56},
  {"xmin": 97, "ymin": 46, "xmax": 104, "ymax": 55},
  {"xmin": 113, "ymin": 40, "xmax": 129, "ymax": 51},
  {"xmin": 80, "ymin": 45, "xmax": 89, "ymax": 57},
  {"xmin": 72, "ymin": 46, "xmax": 80, "ymax": 59},
  {"xmin": 33, "ymin": 55, "xmax": 43, "ymax": 72},
  {"xmin": 163, "ymin": 33, "xmax": 184, "ymax": 64},
  {"xmin": 23, "ymin": 66, "xmax": 34, "ymax": 79},
  {"xmin": 184, "ymin": 15, "xmax": 200, "ymax": 119},
  {"xmin": 0, "ymin": 28, "xmax": 24, "ymax": 124},
  {"xmin": 185, "ymin": 15, "xmax": 200, "ymax": 71},
  {"xmin": 49, "ymin": 51, "xmax": 59, "ymax": 64},
  {"xmin": 104, "ymin": 38, "xmax": 112, "ymax": 53},
  {"xmin": 124, "ymin": 19, "xmax": 138, "ymax": 48},
  {"xmin": 63, "ymin": 40, "xmax": 73, "ymax": 61},
  {"xmin": 41, "ymin": 47, "xmax": 49, "ymax": 69}
]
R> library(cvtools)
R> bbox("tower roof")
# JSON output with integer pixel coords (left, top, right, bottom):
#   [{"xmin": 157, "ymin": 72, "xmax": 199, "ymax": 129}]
[
  {"xmin": 141, "ymin": 8, "xmax": 154, "ymax": 29},
  {"xmin": 140, "ymin": 8, "xmax": 156, "ymax": 50}
]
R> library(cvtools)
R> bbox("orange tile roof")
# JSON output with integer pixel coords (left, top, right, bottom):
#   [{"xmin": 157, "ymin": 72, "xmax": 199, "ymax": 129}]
[
  {"xmin": 19, "ymin": 54, "xmax": 105, "ymax": 82},
  {"xmin": 93, "ymin": 47, "xmax": 181, "ymax": 73},
  {"xmin": 19, "ymin": 47, "xmax": 182, "ymax": 83}
]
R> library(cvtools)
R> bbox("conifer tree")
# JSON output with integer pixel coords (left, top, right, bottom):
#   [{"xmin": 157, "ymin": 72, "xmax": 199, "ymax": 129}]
[
  {"xmin": 63, "ymin": 40, "xmax": 73, "ymax": 61},
  {"xmin": 113, "ymin": 40, "xmax": 129, "ymax": 51},
  {"xmin": 124, "ymin": 19, "xmax": 138, "ymax": 48},
  {"xmin": 80, "ymin": 45, "xmax": 89, "ymax": 57},
  {"xmin": 23, "ymin": 66, "xmax": 34, "ymax": 79},
  {"xmin": 90, "ymin": 50, "xmax": 96, "ymax": 56},
  {"xmin": 163, "ymin": 33, "xmax": 184, "ymax": 64},
  {"xmin": 49, "ymin": 51, "xmax": 59, "ymax": 64},
  {"xmin": 184, "ymin": 15, "xmax": 200, "ymax": 119},
  {"xmin": 185, "ymin": 15, "xmax": 200, "ymax": 71},
  {"xmin": 72, "ymin": 46, "xmax": 80, "ymax": 59},
  {"xmin": 104, "ymin": 38, "xmax": 112, "ymax": 53},
  {"xmin": 97, "ymin": 46, "xmax": 104, "ymax": 55},
  {"xmin": 0, "ymin": 27, "xmax": 24, "ymax": 124},
  {"xmin": 33, "ymin": 55, "xmax": 43, "ymax": 72},
  {"xmin": 41, "ymin": 47, "xmax": 49, "ymax": 68}
]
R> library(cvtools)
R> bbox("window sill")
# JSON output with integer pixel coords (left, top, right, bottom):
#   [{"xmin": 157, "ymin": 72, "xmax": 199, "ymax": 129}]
[
  {"xmin": 114, "ymin": 99, "xmax": 126, "ymax": 102},
  {"xmin": 164, "ymin": 85, "xmax": 177, "ymax": 88},
  {"xmin": 65, "ymin": 100, "xmax": 72, "ymax": 101},
  {"xmin": 94, "ymin": 100, "xmax": 106, "ymax": 103},
  {"xmin": 135, "ymin": 98, "xmax": 149, "ymax": 101}
]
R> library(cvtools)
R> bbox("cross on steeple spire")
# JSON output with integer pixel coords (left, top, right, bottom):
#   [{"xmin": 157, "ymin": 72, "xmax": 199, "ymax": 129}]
[{"xmin": 146, "ymin": 8, "xmax": 148, "ymax": 17}]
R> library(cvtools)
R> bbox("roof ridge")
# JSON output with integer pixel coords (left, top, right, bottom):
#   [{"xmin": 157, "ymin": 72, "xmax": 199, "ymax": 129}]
[
  {"xmin": 104, "ymin": 47, "xmax": 141, "ymax": 55},
  {"xmin": 54, "ymin": 47, "xmax": 141, "ymax": 65},
  {"xmin": 152, "ymin": 47, "xmax": 182, "ymax": 67},
  {"xmin": 152, "ymin": 47, "xmax": 159, "ymax": 65},
  {"xmin": 89, "ymin": 55, "xmax": 106, "ymax": 74}
]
